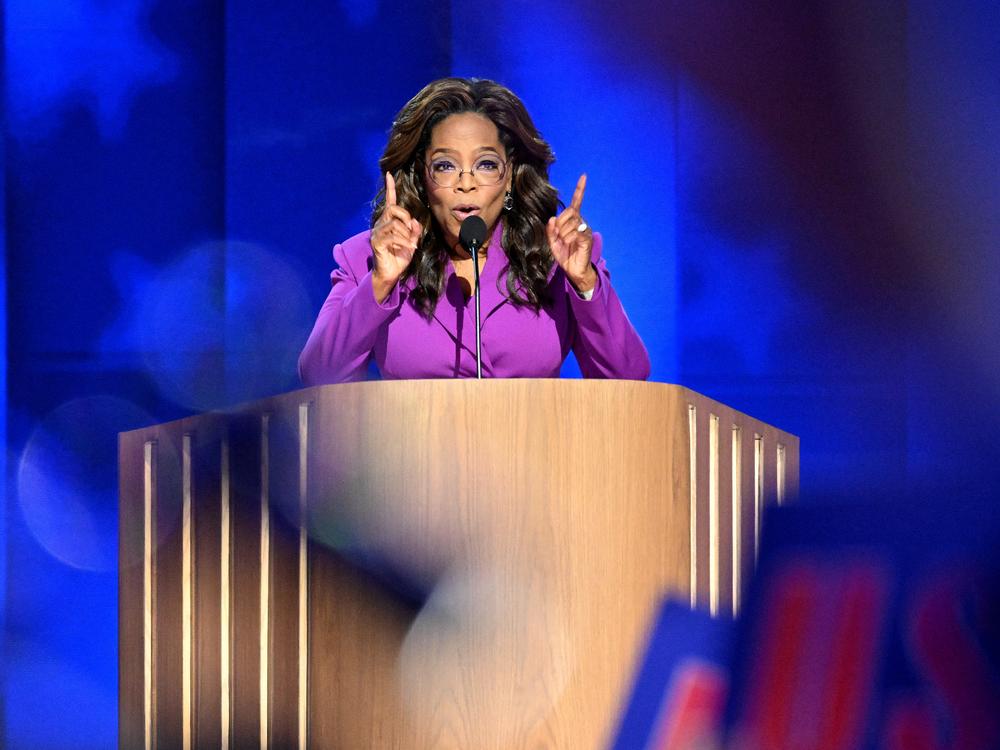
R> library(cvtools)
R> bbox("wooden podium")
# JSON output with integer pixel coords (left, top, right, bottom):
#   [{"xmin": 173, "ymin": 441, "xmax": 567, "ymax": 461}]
[{"xmin": 119, "ymin": 380, "xmax": 798, "ymax": 749}]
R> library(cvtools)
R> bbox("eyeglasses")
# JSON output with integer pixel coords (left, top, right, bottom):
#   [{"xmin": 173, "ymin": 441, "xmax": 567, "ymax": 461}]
[{"xmin": 425, "ymin": 155, "xmax": 508, "ymax": 188}]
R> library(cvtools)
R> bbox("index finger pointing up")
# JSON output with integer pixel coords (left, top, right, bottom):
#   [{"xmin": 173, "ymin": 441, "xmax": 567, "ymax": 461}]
[
  {"xmin": 385, "ymin": 171, "xmax": 397, "ymax": 207},
  {"xmin": 570, "ymin": 173, "xmax": 587, "ymax": 212}
]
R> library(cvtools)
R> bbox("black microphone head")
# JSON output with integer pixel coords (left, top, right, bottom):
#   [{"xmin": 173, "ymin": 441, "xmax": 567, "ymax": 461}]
[{"xmin": 459, "ymin": 215, "xmax": 488, "ymax": 251}]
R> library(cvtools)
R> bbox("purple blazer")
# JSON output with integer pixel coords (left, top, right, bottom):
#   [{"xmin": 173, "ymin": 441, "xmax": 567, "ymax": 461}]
[{"xmin": 298, "ymin": 223, "xmax": 650, "ymax": 383}]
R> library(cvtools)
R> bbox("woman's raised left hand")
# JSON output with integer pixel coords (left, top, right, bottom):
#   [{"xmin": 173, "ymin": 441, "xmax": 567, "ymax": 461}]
[{"xmin": 547, "ymin": 174, "xmax": 597, "ymax": 294}]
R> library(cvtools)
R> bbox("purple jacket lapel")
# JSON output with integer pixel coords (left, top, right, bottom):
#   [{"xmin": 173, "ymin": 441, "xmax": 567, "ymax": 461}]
[{"xmin": 427, "ymin": 223, "xmax": 510, "ymax": 358}]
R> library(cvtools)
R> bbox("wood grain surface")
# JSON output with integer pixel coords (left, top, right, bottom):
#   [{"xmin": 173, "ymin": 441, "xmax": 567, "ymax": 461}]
[{"xmin": 120, "ymin": 380, "xmax": 798, "ymax": 749}]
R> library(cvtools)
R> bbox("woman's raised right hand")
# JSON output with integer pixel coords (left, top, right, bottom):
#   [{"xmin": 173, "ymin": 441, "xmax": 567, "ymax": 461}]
[{"xmin": 370, "ymin": 171, "xmax": 422, "ymax": 303}]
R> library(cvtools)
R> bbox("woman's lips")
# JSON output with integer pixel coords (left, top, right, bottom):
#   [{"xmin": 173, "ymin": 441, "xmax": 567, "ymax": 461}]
[{"xmin": 451, "ymin": 206, "xmax": 481, "ymax": 221}]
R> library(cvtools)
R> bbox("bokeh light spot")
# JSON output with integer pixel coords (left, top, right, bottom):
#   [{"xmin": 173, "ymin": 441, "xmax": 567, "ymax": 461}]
[{"xmin": 17, "ymin": 396, "xmax": 155, "ymax": 572}]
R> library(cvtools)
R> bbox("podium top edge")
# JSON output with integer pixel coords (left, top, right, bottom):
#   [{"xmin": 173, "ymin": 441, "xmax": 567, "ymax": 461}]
[{"xmin": 117, "ymin": 379, "xmax": 798, "ymax": 442}]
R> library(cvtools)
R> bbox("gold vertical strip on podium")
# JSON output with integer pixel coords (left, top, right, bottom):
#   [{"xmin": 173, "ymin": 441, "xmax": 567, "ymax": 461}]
[
  {"xmin": 731, "ymin": 427, "xmax": 743, "ymax": 615},
  {"xmin": 144, "ymin": 440, "xmax": 157, "ymax": 750},
  {"xmin": 220, "ymin": 437, "xmax": 231, "ymax": 750},
  {"xmin": 687, "ymin": 405, "xmax": 697, "ymax": 608},
  {"xmin": 298, "ymin": 404, "xmax": 310, "ymax": 750},
  {"xmin": 260, "ymin": 415, "xmax": 271, "ymax": 750},
  {"xmin": 182, "ymin": 434, "xmax": 193, "ymax": 750},
  {"xmin": 753, "ymin": 434, "xmax": 764, "ymax": 560},
  {"xmin": 776, "ymin": 443, "xmax": 786, "ymax": 505},
  {"xmin": 708, "ymin": 415, "xmax": 720, "ymax": 616}
]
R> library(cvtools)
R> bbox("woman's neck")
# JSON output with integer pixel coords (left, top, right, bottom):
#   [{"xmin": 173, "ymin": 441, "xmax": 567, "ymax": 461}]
[{"xmin": 447, "ymin": 236, "xmax": 491, "ymax": 261}]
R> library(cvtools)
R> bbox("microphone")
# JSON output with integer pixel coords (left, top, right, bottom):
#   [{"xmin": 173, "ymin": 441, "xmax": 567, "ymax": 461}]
[
  {"xmin": 459, "ymin": 215, "xmax": 488, "ymax": 254},
  {"xmin": 459, "ymin": 216, "xmax": 488, "ymax": 379}
]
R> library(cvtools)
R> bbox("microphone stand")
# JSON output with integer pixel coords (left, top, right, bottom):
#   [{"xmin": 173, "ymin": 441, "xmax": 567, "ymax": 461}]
[{"xmin": 470, "ymin": 240, "xmax": 483, "ymax": 378}]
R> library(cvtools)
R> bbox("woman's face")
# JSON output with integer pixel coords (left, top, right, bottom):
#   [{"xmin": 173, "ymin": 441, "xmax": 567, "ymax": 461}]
[{"xmin": 423, "ymin": 112, "xmax": 512, "ymax": 252}]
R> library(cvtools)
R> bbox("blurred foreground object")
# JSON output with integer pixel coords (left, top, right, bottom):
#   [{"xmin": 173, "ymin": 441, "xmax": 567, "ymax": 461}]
[
  {"xmin": 610, "ymin": 602, "xmax": 732, "ymax": 750},
  {"xmin": 611, "ymin": 499, "xmax": 1000, "ymax": 750},
  {"xmin": 726, "ymin": 500, "xmax": 1000, "ymax": 750},
  {"xmin": 118, "ymin": 380, "xmax": 796, "ymax": 748}
]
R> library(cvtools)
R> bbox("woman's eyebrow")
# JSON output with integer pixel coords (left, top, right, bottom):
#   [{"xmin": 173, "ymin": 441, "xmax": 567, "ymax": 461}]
[{"xmin": 428, "ymin": 145, "xmax": 503, "ymax": 156}]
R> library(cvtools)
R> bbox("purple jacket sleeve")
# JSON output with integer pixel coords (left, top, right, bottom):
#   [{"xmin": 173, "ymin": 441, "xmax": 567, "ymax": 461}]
[
  {"xmin": 298, "ymin": 236, "xmax": 402, "ymax": 385},
  {"xmin": 565, "ymin": 234, "xmax": 651, "ymax": 380}
]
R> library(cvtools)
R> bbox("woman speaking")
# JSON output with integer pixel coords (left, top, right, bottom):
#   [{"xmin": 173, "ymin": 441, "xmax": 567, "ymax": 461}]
[{"xmin": 298, "ymin": 77, "xmax": 650, "ymax": 383}]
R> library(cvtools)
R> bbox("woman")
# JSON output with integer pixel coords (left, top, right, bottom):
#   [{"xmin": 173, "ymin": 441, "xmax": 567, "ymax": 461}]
[{"xmin": 298, "ymin": 77, "xmax": 650, "ymax": 383}]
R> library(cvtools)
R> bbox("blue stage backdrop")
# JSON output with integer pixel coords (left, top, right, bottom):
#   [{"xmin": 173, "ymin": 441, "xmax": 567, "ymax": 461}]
[{"xmin": 3, "ymin": 0, "xmax": 999, "ymax": 747}]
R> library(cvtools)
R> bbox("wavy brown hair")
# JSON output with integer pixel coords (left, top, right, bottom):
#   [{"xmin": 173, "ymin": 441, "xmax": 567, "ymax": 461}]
[{"xmin": 371, "ymin": 78, "xmax": 560, "ymax": 319}]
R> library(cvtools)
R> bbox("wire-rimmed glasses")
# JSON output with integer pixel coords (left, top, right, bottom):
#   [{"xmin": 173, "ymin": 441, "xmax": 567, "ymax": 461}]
[{"xmin": 425, "ymin": 155, "xmax": 508, "ymax": 188}]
